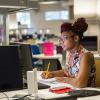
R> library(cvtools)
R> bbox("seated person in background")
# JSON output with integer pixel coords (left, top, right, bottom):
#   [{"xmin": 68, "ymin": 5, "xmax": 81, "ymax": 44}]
[{"xmin": 41, "ymin": 18, "xmax": 96, "ymax": 88}]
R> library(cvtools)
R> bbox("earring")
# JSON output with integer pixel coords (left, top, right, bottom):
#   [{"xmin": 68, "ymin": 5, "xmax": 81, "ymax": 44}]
[{"xmin": 75, "ymin": 40, "xmax": 77, "ymax": 42}]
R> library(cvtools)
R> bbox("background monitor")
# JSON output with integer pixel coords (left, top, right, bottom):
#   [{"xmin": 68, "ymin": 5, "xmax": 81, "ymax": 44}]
[
  {"xmin": 19, "ymin": 44, "xmax": 33, "ymax": 79},
  {"xmin": 82, "ymin": 36, "xmax": 98, "ymax": 51},
  {"xmin": 22, "ymin": 34, "xmax": 33, "ymax": 41},
  {"xmin": 0, "ymin": 46, "xmax": 23, "ymax": 91}
]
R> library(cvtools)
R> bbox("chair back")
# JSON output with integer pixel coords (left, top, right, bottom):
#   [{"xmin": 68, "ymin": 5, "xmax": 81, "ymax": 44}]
[
  {"xmin": 31, "ymin": 45, "xmax": 40, "ymax": 55},
  {"xmin": 31, "ymin": 45, "xmax": 41, "ymax": 63}
]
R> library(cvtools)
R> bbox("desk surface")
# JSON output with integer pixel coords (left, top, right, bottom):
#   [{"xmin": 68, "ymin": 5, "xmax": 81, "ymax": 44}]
[
  {"xmin": 33, "ymin": 54, "xmax": 100, "ymax": 59},
  {"xmin": 94, "ymin": 54, "xmax": 100, "ymax": 59},
  {"xmin": 1, "ymin": 88, "xmax": 100, "ymax": 100},
  {"xmin": 32, "ymin": 54, "xmax": 62, "ymax": 59},
  {"xmin": 1, "ymin": 71, "xmax": 100, "ymax": 100}
]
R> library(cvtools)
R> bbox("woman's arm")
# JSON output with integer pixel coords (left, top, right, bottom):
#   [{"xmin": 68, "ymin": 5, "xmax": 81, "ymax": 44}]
[
  {"xmin": 52, "ymin": 70, "xmax": 65, "ymax": 77},
  {"xmin": 56, "ymin": 52, "xmax": 93, "ymax": 88}
]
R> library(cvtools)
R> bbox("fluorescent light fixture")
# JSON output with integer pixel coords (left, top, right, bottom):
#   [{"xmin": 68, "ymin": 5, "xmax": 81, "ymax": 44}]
[
  {"xmin": 39, "ymin": 1, "xmax": 59, "ymax": 4},
  {"xmin": 46, "ymin": 29, "xmax": 50, "ymax": 34},
  {"xmin": 39, "ymin": 30, "xmax": 43, "ymax": 34},
  {"xmin": 0, "ymin": 5, "xmax": 27, "ymax": 9},
  {"xmin": 0, "ymin": 0, "xmax": 39, "ymax": 9}
]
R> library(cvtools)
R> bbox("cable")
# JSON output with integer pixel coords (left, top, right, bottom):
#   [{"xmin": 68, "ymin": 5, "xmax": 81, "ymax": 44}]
[
  {"xmin": 0, "ymin": 91, "xmax": 9, "ymax": 100},
  {"xmin": 18, "ymin": 94, "xmax": 32, "ymax": 99},
  {"xmin": 11, "ymin": 94, "xmax": 32, "ymax": 100}
]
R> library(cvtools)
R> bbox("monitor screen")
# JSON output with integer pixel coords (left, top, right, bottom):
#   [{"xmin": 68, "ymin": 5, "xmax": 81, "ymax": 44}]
[
  {"xmin": 82, "ymin": 36, "xmax": 98, "ymax": 51},
  {"xmin": 19, "ymin": 44, "xmax": 33, "ymax": 79},
  {"xmin": 0, "ymin": 46, "xmax": 23, "ymax": 91},
  {"xmin": 22, "ymin": 34, "xmax": 33, "ymax": 41}
]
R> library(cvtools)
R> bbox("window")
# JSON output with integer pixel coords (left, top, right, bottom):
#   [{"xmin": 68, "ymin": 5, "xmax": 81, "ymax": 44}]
[
  {"xmin": 45, "ymin": 10, "xmax": 69, "ymax": 21},
  {"xmin": 16, "ymin": 11, "xmax": 30, "ymax": 27}
]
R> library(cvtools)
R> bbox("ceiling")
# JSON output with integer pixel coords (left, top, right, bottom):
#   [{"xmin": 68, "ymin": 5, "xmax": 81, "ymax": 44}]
[{"xmin": 0, "ymin": 0, "xmax": 73, "ymax": 13}]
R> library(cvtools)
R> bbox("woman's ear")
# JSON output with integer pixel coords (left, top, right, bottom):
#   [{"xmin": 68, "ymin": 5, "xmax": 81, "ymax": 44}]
[{"xmin": 74, "ymin": 35, "xmax": 79, "ymax": 42}]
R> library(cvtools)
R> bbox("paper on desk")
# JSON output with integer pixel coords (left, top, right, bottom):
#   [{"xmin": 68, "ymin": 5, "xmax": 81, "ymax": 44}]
[
  {"xmin": 37, "ymin": 71, "xmax": 58, "ymax": 86},
  {"xmin": 37, "ymin": 71, "xmax": 80, "ymax": 90},
  {"xmin": 38, "ymin": 76, "xmax": 75, "ymax": 89},
  {"xmin": 39, "ymin": 78, "xmax": 56, "ymax": 82},
  {"xmin": 39, "ymin": 78, "xmax": 59, "ymax": 86},
  {"xmin": 50, "ymin": 83, "xmax": 73, "ymax": 90}
]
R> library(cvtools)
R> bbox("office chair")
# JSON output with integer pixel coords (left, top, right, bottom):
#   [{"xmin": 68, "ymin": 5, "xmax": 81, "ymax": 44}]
[
  {"xmin": 31, "ymin": 45, "xmax": 43, "ymax": 70},
  {"xmin": 56, "ymin": 46, "xmax": 63, "ymax": 54}
]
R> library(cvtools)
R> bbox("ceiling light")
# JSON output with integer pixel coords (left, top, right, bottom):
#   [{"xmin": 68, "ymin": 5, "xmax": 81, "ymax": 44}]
[
  {"xmin": 0, "ymin": 6, "xmax": 26, "ymax": 9},
  {"xmin": 39, "ymin": 0, "xmax": 59, "ymax": 4}
]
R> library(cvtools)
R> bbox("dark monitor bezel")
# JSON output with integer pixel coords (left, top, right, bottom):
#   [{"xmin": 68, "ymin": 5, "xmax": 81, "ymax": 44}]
[
  {"xmin": 0, "ymin": 45, "xmax": 23, "ymax": 92},
  {"xmin": 81, "ymin": 36, "xmax": 98, "ymax": 51},
  {"xmin": 19, "ymin": 43, "xmax": 33, "ymax": 79}
]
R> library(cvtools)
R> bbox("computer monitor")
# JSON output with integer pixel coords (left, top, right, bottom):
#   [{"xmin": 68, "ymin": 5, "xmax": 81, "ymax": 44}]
[
  {"xmin": 22, "ymin": 34, "xmax": 33, "ymax": 41},
  {"xmin": 0, "ymin": 46, "xmax": 23, "ymax": 91},
  {"xmin": 82, "ymin": 36, "xmax": 98, "ymax": 51},
  {"xmin": 19, "ymin": 44, "xmax": 33, "ymax": 79}
]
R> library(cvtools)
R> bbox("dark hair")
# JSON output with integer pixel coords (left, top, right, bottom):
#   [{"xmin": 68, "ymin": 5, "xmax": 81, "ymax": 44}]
[{"xmin": 61, "ymin": 18, "xmax": 88, "ymax": 39}]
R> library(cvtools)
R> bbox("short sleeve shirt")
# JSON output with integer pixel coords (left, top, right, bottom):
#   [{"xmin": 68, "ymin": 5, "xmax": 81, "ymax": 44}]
[{"xmin": 64, "ymin": 46, "xmax": 96, "ymax": 87}]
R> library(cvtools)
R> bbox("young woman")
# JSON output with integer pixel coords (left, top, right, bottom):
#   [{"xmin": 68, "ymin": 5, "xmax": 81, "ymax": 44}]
[{"xmin": 41, "ymin": 18, "xmax": 96, "ymax": 88}]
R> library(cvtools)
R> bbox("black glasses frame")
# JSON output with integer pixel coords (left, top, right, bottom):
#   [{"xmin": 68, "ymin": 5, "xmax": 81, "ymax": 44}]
[{"xmin": 59, "ymin": 35, "xmax": 75, "ymax": 44}]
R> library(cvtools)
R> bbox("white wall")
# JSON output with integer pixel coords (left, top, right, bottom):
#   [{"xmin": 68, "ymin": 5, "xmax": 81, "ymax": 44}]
[
  {"xmin": 30, "ymin": 10, "xmax": 38, "ymax": 33},
  {"xmin": 9, "ymin": 13, "xmax": 17, "ymax": 29},
  {"xmin": 8, "ymin": 4, "xmax": 69, "ymax": 36},
  {"xmin": 28, "ymin": 4, "xmax": 69, "ymax": 36},
  {"xmin": 8, "ymin": 4, "xmax": 100, "ymax": 37},
  {"xmin": 87, "ymin": 24, "xmax": 100, "ymax": 36}
]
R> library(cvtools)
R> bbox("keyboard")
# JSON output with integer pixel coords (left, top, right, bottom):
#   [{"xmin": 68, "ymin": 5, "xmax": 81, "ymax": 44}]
[
  {"xmin": 23, "ymin": 82, "xmax": 50, "ymax": 89},
  {"xmin": 38, "ymin": 82, "xmax": 50, "ymax": 89},
  {"xmin": 68, "ymin": 89, "xmax": 100, "ymax": 97}
]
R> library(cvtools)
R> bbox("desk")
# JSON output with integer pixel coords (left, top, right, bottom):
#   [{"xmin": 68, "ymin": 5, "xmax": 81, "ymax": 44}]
[
  {"xmin": 1, "ymin": 71, "xmax": 100, "ymax": 100},
  {"xmin": 0, "ymin": 89, "xmax": 75, "ymax": 100},
  {"xmin": 77, "ymin": 87, "xmax": 100, "ymax": 100},
  {"xmin": 38, "ymin": 88, "xmax": 100, "ymax": 100},
  {"xmin": 1, "ymin": 88, "xmax": 100, "ymax": 100},
  {"xmin": 32, "ymin": 54, "xmax": 62, "ymax": 71},
  {"xmin": 32, "ymin": 54, "xmax": 62, "ymax": 61},
  {"xmin": 37, "ymin": 72, "xmax": 100, "ymax": 100}
]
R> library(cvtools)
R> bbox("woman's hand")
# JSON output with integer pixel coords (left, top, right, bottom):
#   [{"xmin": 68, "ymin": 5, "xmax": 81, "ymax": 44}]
[{"xmin": 41, "ymin": 71, "xmax": 54, "ymax": 79}]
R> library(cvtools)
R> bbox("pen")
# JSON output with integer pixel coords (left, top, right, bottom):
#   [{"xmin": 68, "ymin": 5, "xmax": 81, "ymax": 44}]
[{"xmin": 45, "ymin": 62, "xmax": 50, "ymax": 78}]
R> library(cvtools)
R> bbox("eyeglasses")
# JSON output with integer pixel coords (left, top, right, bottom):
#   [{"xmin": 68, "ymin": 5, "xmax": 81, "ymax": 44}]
[{"xmin": 59, "ymin": 35, "xmax": 75, "ymax": 44}]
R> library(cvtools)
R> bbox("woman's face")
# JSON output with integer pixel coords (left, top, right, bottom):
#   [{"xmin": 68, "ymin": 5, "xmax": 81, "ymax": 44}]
[{"xmin": 60, "ymin": 31, "xmax": 77, "ymax": 51}]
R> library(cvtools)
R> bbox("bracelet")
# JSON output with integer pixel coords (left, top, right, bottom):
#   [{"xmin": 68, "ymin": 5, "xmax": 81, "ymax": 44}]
[{"xmin": 64, "ymin": 78, "xmax": 67, "ymax": 83}]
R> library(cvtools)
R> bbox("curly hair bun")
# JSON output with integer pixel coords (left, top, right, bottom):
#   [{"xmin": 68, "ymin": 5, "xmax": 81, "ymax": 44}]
[
  {"xmin": 61, "ymin": 22, "xmax": 72, "ymax": 33},
  {"xmin": 72, "ymin": 18, "xmax": 88, "ymax": 35}
]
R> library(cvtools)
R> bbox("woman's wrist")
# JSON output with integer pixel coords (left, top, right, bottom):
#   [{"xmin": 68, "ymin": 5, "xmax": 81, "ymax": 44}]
[{"xmin": 50, "ymin": 72, "xmax": 55, "ymax": 78}]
